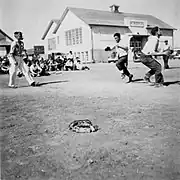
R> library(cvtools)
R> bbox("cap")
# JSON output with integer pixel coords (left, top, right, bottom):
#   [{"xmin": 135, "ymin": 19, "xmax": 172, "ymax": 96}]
[{"xmin": 14, "ymin": 31, "xmax": 23, "ymax": 40}]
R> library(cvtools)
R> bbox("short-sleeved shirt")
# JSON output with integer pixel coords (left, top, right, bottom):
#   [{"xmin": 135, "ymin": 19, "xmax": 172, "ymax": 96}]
[
  {"xmin": 162, "ymin": 44, "xmax": 172, "ymax": 52},
  {"xmin": 115, "ymin": 35, "xmax": 129, "ymax": 58},
  {"xmin": 67, "ymin": 54, "xmax": 74, "ymax": 60},
  {"xmin": 65, "ymin": 60, "xmax": 73, "ymax": 67},
  {"xmin": 142, "ymin": 36, "xmax": 159, "ymax": 55},
  {"xmin": 10, "ymin": 40, "xmax": 24, "ymax": 56}
]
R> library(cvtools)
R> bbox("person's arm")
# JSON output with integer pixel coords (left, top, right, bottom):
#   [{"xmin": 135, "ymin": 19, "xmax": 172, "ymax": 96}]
[
  {"xmin": 150, "ymin": 51, "xmax": 167, "ymax": 56},
  {"xmin": 37, "ymin": 64, "xmax": 42, "ymax": 71},
  {"xmin": 110, "ymin": 46, "xmax": 116, "ymax": 51},
  {"xmin": 105, "ymin": 46, "xmax": 116, "ymax": 51},
  {"xmin": 30, "ymin": 66, "xmax": 36, "ymax": 75},
  {"xmin": 116, "ymin": 45, "xmax": 128, "ymax": 52},
  {"xmin": 9, "ymin": 42, "xmax": 18, "ymax": 65}
]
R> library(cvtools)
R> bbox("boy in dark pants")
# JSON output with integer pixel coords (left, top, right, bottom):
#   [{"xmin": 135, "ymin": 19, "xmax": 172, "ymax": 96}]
[
  {"xmin": 105, "ymin": 33, "xmax": 133, "ymax": 83},
  {"xmin": 140, "ymin": 26, "xmax": 166, "ymax": 88},
  {"xmin": 162, "ymin": 40, "xmax": 172, "ymax": 69}
]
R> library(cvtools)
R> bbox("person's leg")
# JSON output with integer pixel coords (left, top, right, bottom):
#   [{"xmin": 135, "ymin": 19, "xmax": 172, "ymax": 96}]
[
  {"xmin": 19, "ymin": 59, "xmax": 35, "ymax": 85},
  {"xmin": 163, "ymin": 55, "xmax": 170, "ymax": 69},
  {"xmin": 8, "ymin": 56, "xmax": 18, "ymax": 87},
  {"xmin": 154, "ymin": 61, "xmax": 164, "ymax": 85},
  {"xmin": 144, "ymin": 69, "xmax": 155, "ymax": 83},
  {"xmin": 116, "ymin": 56, "xmax": 133, "ymax": 82},
  {"xmin": 84, "ymin": 66, "xmax": 90, "ymax": 70},
  {"xmin": 141, "ymin": 56, "xmax": 156, "ymax": 83},
  {"xmin": 142, "ymin": 56, "xmax": 164, "ymax": 86}
]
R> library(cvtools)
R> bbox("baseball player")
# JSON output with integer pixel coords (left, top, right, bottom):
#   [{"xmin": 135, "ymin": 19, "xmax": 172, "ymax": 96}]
[
  {"xmin": 140, "ymin": 26, "xmax": 166, "ymax": 87},
  {"xmin": 105, "ymin": 33, "xmax": 133, "ymax": 83},
  {"xmin": 162, "ymin": 40, "xmax": 172, "ymax": 69},
  {"xmin": 8, "ymin": 31, "xmax": 39, "ymax": 88}
]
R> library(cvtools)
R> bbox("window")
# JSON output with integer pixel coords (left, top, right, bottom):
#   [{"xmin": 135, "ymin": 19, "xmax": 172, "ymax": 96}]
[
  {"xmin": 65, "ymin": 27, "xmax": 83, "ymax": 46},
  {"xmin": 79, "ymin": 28, "xmax": 82, "ymax": 44},
  {"xmin": 130, "ymin": 40, "xmax": 141, "ymax": 48},
  {"xmin": 48, "ymin": 38, "xmax": 56, "ymax": 50},
  {"xmin": 85, "ymin": 51, "xmax": 88, "ymax": 62},
  {"xmin": 68, "ymin": 30, "xmax": 72, "ymax": 46},
  {"xmin": 81, "ymin": 52, "xmax": 84, "ymax": 62},
  {"xmin": 72, "ymin": 29, "xmax": 75, "ymax": 45},
  {"xmin": 65, "ymin": 32, "xmax": 68, "ymax": 46},
  {"xmin": 75, "ymin": 28, "xmax": 79, "ymax": 44},
  {"xmin": 57, "ymin": 36, "xmax": 60, "ymax": 44}
]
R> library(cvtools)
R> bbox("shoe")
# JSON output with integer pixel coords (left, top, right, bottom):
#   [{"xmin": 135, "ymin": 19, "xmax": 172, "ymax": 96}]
[
  {"xmin": 154, "ymin": 83, "xmax": 164, "ymax": 88},
  {"xmin": 8, "ymin": 85, "xmax": 17, "ymax": 88},
  {"xmin": 30, "ymin": 82, "xmax": 40, "ymax": 87},
  {"xmin": 144, "ymin": 76, "xmax": 151, "ymax": 83},
  {"xmin": 148, "ymin": 82, "xmax": 156, "ymax": 86},
  {"xmin": 121, "ymin": 73, "xmax": 125, "ymax": 79},
  {"xmin": 164, "ymin": 66, "xmax": 170, "ymax": 69},
  {"xmin": 126, "ymin": 74, "xmax": 133, "ymax": 83}
]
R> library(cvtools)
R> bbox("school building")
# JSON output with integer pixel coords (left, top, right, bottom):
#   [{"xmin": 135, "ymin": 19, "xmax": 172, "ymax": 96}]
[
  {"xmin": 41, "ymin": 5, "xmax": 176, "ymax": 63},
  {"xmin": 0, "ymin": 29, "xmax": 13, "ymax": 56}
]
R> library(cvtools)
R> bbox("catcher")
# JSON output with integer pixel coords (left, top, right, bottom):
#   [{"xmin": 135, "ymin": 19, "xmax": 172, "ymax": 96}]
[
  {"xmin": 8, "ymin": 31, "xmax": 39, "ymax": 88},
  {"xmin": 105, "ymin": 33, "xmax": 133, "ymax": 83}
]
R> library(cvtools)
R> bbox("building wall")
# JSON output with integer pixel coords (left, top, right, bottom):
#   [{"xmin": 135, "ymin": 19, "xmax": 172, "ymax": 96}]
[
  {"xmin": 44, "ymin": 23, "xmax": 58, "ymax": 54},
  {"xmin": 44, "ymin": 14, "xmax": 174, "ymax": 63},
  {"xmin": 91, "ymin": 26, "xmax": 174, "ymax": 62},
  {"xmin": 0, "ymin": 32, "xmax": 13, "ymax": 56},
  {"xmin": 147, "ymin": 28, "xmax": 173, "ymax": 50},
  {"xmin": 55, "ymin": 11, "xmax": 92, "ymax": 63},
  {"xmin": 91, "ymin": 25, "xmax": 131, "ymax": 62}
]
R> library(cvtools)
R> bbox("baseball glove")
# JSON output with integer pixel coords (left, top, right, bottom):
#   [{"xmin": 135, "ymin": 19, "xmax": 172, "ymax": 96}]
[
  {"xmin": 69, "ymin": 119, "xmax": 99, "ymax": 133},
  {"xmin": 105, "ymin": 46, "xmax": 111, "ymax": 51}
]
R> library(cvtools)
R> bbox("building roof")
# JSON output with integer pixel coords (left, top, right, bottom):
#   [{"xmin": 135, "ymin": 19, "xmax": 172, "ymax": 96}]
[
  {"xmin": 0, "ymin": 29, "xmax": 13, "ymax": 42},
  {"xmin": 0, "ymin": 40, "xmax": 12, "ymax": 46},
  {"xmin": 41, "ymin": 19, "xmax": 60, "ymax": 40},
  {"xmin": 42, "ymin": 7, "xmax": 176, "ymax": 40}
]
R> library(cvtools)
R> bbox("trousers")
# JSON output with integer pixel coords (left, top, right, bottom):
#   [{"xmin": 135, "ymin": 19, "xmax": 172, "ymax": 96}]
[
  {"xmin": 8, "ymin": 56, "xmax": 34, "ymax": 86},
  {"xmin": 140, "ymin": 54, "xmax": 164, "ymax": 84},
  {"xmin": 116, "ymin": 55, "xmax": 130, "ymax": 77},
  {"xmin": 163, "ymin": 55, "xmax": 169, "ymax": 68}
]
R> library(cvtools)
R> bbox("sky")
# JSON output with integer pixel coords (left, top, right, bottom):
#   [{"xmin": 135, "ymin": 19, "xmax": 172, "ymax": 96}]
[{"xmin": 1, "ymin": 0, "xmax": 180, "ymax": 48}]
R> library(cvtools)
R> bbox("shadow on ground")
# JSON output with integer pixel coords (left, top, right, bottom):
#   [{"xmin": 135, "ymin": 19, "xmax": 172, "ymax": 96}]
[
  {"xmin": 13, "ymin": 80, "xmax": 69, "ymax": 88},
  {"xmin": 163, "ymin": 81, "xmax": 180, "ymax": 86},
  {"xmin": 169, "ymin": 66, "xmax": 180, "ymax": 69},
  {"xmin": 39, "ymin": 80, "xmax": 69, "ymax": 86},
  {"xmin": 131, "ymin": 78, "xmax": 144, "ymax": 82}
]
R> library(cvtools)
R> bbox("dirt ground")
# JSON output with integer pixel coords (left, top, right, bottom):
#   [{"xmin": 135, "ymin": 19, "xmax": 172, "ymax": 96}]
[{"xmin": 1, "ymin": 59, "xmax": 180, "ymax": 180}]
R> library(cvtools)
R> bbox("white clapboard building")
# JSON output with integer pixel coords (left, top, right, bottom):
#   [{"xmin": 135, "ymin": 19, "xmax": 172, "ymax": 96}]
[
  {"xmin": 0, "ymin": 29, "xmax": 13, "ymax": 56},
  {"xmin": 42, "ymin": 5, "xmax": 176, "ymax": 63}
]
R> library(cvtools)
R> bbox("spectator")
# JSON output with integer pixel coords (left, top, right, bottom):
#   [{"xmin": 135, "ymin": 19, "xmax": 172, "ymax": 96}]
[
  {"xmin": 30, "ymin": 61, "xmax": 41, "ymax": 77},
  {"xmin": 162, "ymin": 40, "xmax": 173, "ymax": 69},
  {"xmin": 48, "ymin": 59, "xmax": 56, "ymax": 71},
  {"xmin": 65, "ymin": 59, "xmax": 73, "ymax": 71},
  {"xmin": 39, "ymin": 61, "xmax": 50, "ymax": 76},
  {"xmin": 67, "ymin": 51, "xmax": 74, "ymax": 62},
  {"xmin": 75, "ymin": 58, "xmax": 90, "ymax": 71}
]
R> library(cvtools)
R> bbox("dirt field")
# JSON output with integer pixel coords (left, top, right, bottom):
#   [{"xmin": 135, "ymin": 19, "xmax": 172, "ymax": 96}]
[{"xmin": 1, "ymin": 59, "xmax": 180, "ymax": 180}]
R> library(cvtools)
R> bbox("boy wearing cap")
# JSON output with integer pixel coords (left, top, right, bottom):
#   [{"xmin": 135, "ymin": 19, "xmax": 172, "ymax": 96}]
[
  {"xmin": 162, "ymin": 40, "xmax": 172, "ymax": 69},
  {"xmin": 8, "ymin": 31, "xmax": 39, "ymax": 88}
]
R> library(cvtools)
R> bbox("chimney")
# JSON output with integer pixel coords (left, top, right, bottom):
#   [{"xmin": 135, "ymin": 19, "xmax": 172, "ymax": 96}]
[{"xmin": 109, "ymin": 4, "xmax": 120, "ymax": 13}]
